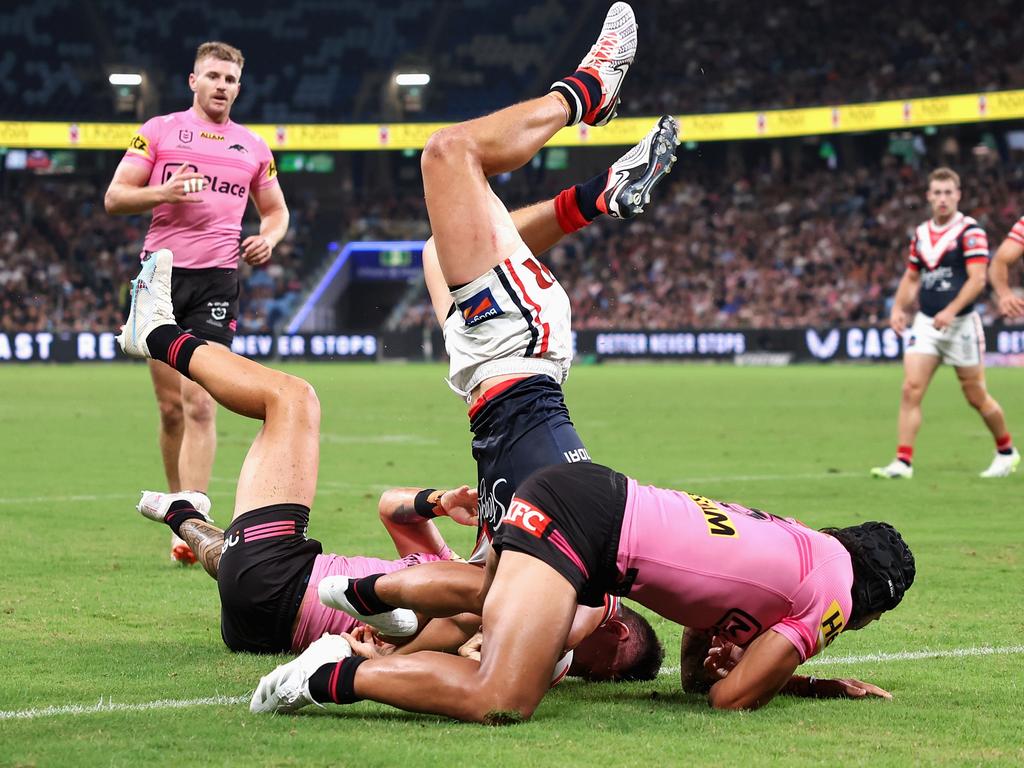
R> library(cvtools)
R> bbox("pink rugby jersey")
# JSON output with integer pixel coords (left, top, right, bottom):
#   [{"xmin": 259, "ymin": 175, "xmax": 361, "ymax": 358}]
[
  {"xmin": 121, "ymin": 109, "xmax": 279, "ymax": 269},
  {"xmin": 290, "ymin": 551, "xmax": 445, "ymax": 652},
  {"xmin": 616, "ymin": 479, "xmax": 854, "ymax": 662}
]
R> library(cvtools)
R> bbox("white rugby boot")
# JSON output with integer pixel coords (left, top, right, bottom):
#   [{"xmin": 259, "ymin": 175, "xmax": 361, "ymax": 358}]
[
  {"xmin": 116, "ymin": 249, "xmax": 176, "ymax": 358},
  {"xmin": 250, "ymin": 634, "xmax": 352, "ymax": 714},
  {"xmin": 870, "ymin": 459, "xmax": 913, "ymax": 479},
  {"xmin": 980, "ymin": 448, "xmax": 1020, "ymax": 478},
  {"xmin": 136, "ymin": 490, "xmax": 213, "ymax": 524},
  {"xmin": 554, "ymin": 2, "xmax": 638, "ymax": 126},
  {"xmin": 318, "ymin": 575, "xmax": 419, "ymax": 637},
  {"xmin": 601, "ymin": 115, "xmax": 679, "ymax": 219}
]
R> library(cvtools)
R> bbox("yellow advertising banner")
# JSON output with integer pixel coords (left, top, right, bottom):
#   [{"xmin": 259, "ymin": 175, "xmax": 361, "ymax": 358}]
[{"xmin": 3, "ymin": 90, "xmax": 1023, "ymax": 151}]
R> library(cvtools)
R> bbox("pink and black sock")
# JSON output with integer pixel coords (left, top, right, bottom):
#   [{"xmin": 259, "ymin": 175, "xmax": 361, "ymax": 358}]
[
  {"xmin": 550, "ymin": 69, "xmax": 602, "ymax": 126},
  {"xmin": 164, "ymin": 499, "xmax": 207, "ymax": 537},
  {"xmin": 308, "ymin": 657, "xmax": 367, "ymax": 705},
  {"xmin": 344, "ymin": 573, "xmax": 396, "ymax": 615},
  {"xmin": 146, "ymin": 325, "xmax": 207, "ymax": 379},
  {"xmin": 554, "ymin": 171, "xmax": 610, "ymax": 234},
  {"xmin": 996, "ymin": 433, "xmax": 1014, "ymax": 455},
  {"xmin": 896, "ymin": 445, "xmax": 913, "ymax": 466}
]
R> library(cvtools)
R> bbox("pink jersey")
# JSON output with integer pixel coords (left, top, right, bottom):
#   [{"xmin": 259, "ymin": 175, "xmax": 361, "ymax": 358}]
[
  {"xmin": 121, "ymin": 109, "xmax": 279, "ymax": 269},
  {"xmin": 616, "ymin": 478, "xmax": 854, "ymax": 662},
  {"xmin": 290, "ymin": 552, "xmax": 444, "ymax": 652}
]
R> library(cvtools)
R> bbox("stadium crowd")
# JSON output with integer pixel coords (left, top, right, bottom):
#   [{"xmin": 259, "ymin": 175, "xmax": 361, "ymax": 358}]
[
  {"xmin": 2, "ymin": 0, "xmax": 1021, "ymax": 122},
  {"xmin": 0, "ymin": 178, "xmax": 308, "ymax": 335}
]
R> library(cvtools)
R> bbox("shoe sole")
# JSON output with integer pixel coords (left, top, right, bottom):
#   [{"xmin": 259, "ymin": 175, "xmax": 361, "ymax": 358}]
[{"xmin": 610, "ymin": 116, "xmax": 680, "ymax": 217}]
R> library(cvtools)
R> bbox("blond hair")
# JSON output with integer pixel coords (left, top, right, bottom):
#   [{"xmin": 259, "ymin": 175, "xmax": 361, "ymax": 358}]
[
  {"xmin": 195, "ymin": 41, "xmax": 244, "ymax": 70},
  {"xmin": 928, "ymin": 167, "xmax": 960, "ymax": 189}
]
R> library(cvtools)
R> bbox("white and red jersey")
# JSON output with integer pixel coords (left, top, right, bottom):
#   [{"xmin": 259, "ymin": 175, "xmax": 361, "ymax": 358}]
[
  {"xmin": 121, "ymin": 109, "xmax": 279, "ymax": 269},
  {"xmin": 907, "ymin": 212, "xmax": 988, "ymax": 317},
  {"xmin": 616, "ymin": 479, "xmax": 854, "ymax": 662},
  {"xmin": 1006, "ymin": 215, "xmax": 1024, "ymax": 248},
  {"xmin": 443, "ymin": 244, "xmax": 573, "ymax": 400}
]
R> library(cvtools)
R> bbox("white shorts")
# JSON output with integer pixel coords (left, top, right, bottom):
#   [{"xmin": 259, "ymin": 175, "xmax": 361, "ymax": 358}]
[
  {"xmin": 443, "ymin": 244, "xmax": 573, "ymax": 399},
  {"xmin": 906, "ymin": 311, "xmax": 985, "ymax": 368}
]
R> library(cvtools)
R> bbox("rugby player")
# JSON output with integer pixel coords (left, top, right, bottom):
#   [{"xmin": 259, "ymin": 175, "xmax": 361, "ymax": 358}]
[
  {"xmin": 989, "ymin": 213, "xmax": 1024, "ymax": 319},
  {"xmin": 313, "ymin": 1, "xmax": 678, "ymax": 637},
  {"xmin": 871, "ymin": 167, "xmax": 1019, "ymax": 479},
  {"xmin": 118, "ymin": 251, "xmax": 662, "ymax": 680},
  {"xmin": 251, "ymin": 461, "xmax": 914, "ymax": 720},
  {"xmin": 105, "ymin": 41, "xmax": 289, "ymax": 562}
]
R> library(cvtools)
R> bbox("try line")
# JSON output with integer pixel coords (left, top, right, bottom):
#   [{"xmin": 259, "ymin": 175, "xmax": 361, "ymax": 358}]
[{"xmin": 3, "ymin": 644, "xmax": 1022, "ymax": 721}]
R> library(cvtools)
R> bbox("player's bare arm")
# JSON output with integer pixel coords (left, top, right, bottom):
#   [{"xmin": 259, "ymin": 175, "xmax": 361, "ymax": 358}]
[
  {"xmin": 990, "ymin": 237, "xmax": 1024, "ymax": 318},
  {"xmin": 242, "ymin": 183, "xmax": 289, "ymax": 266},
  {"xmin": 704, "ymin": 629, "xmax": 801, "ymax": 710},
  {"xmin": 889, "ymin": 268, "xmax": 922, "ymax": 334},
  {"xmin": 378, "ymin": 485, "xmax": 477, "ymax": 558},
  {"xmin": 104, "ymin": 161, "xmax": 207, "ymax": 215},
  {"xmin": 933, "ymin": 260, "xmax": 986, "ymax": 330}
]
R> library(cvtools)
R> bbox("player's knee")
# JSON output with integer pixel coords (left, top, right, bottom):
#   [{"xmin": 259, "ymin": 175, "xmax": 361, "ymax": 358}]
[
  {"xmin": 469, "ymin": 678, "xmax": 541, "ymax": 724},
  {"xmin": 182, "ymin": 392, "xmax": 217, "ymax": 426},
  {"xmin": 157, "ymin": 399, "xmax": 184, "ymax": 433},
  {"xmin": 422, "ymin": 126, "xmax": 477, "ymax": 174},
  {"xmin": 963, "ymin": 385, "xmax": 989, "ymax": 410},
  {"xmin": 901, "ymin": 379, "xmax": 926, "ymax": 402},
  {"xmin": 281, "ymin": 376, "xmax": 320, "ymax": 422}
]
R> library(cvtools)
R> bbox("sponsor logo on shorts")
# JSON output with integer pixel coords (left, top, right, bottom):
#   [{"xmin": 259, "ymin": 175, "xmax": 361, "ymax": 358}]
[
  {"xmin": 209, "ymin": 301, "xmax": 229, "ymax": 322},
  {"xmin": 501, "ymin": 498, "xmax": 552, "ymax": 538},
  {"xmin": 478, "ymin": 476, "xmax": 508, "ymax": 535},
  {"xmin": 687, "ymin": 492, "xmax": 738, "ymax": 537},
  {"xmin": 563, "ymin": 448, "xmax": 590, "ymax": 463},
  {"xmin": 458, "ymin": 287, "xmax": 503, "ymax": 327},
  {"xmin": 221, "ymin": 533, "xmax": 240, "ymax": 553},
  {"xmin": 818, "ymin": 599, "xmax": 845, "ymax": 649}
]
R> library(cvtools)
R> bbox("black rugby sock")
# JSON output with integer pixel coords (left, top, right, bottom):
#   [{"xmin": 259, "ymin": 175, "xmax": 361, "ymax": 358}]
[
  {"xmin": 146, "ymin": 325, "xmax": 207, "ymax": 379},
  {"xmin": 164, "ymin": 499, "xmax": 206, "ymax": 538},
  {"xmin": 308, "ymin": 657, "xmax": 367, "ymax": 705},
  {"xmin": 344, "ymin": 574, "xmax": 395, "ymax": 615},
  {"xmin": 550, "ymin": 70, "xmax": 602, "ymax": 126},
  {"xmin": 574, "ymin": 170, "xmax": 611, "ymax": 221}
]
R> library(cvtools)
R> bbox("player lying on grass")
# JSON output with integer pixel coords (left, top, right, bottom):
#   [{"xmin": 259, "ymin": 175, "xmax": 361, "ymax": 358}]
[
  {"xmin": 120, "ymin": 250, "xmax": 662, "ymax": 680},
  {"xmin": 252, "ymin": 462, "xmax": 915, "ymax": 721},
  {"xmin": 306, "ymin": 2, "xmax": 678, "ymax": 654}
]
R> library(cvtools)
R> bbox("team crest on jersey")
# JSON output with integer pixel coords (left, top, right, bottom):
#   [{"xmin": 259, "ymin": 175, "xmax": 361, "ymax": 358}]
[
  {"xmin": 178, "ymin": 130, "xmax": 193, "ymax": 143},
  {"xmin": 818, "ymin": 599, "xmax": 845, "ymax": 649},
  {"xmin": 458, "ymin": 287, "xmax": 503, "ymax": 327},
  {"xmin": 228, "ymin": 143, "xmax": 247, "ymax": 153}
]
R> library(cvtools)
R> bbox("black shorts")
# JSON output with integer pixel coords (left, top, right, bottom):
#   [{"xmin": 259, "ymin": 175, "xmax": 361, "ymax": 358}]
[
  {"xmin": 491, "ymin": 462, "xmax": 628, "ymax": 607},
  {"xmin": 161, "ymin": 262, "xmax": 239, "ymax": 345},
  {"xmin": 471, "ymin": 375, "xmax": 590, "ymax": 546},
  {"xmin": 217, "ymin": 504, "xmax": 322, "ymax": 654}
]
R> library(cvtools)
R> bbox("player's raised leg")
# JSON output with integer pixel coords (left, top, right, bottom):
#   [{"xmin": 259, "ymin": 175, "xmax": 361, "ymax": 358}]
[
  {"xmin": 118, "ymin": 249, "xmax": 320, "ymax": 518},
  {"xmin": 137, "ymin": 490, "xmax": 225, "ymax": 578},
  {"xmin": 872, "ymin": 353, "xmax": 940, "ymax": 478},
  {"xmin": 423, "ymin": 1, "xmax": 637, "ymax": 286}
]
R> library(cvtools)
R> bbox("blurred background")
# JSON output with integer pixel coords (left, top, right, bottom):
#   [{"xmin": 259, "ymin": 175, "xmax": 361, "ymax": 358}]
[{"xmin": 3, "ymin": 0, "xmax": 1024, "ymax": 363}]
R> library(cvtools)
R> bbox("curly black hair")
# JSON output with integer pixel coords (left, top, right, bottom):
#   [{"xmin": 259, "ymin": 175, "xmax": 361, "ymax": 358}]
[{"xmin": 822, "ymin": 521, "xmax": 915, "ymax": 623}]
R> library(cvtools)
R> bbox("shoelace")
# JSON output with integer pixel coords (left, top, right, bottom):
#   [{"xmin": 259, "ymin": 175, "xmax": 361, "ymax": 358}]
[{"xmin": 587, "ymin": 32, "xmax": 619, "ymax": 65}]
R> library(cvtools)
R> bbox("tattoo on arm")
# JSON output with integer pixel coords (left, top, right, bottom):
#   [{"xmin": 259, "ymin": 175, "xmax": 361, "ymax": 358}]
[
  {"xmin": 178, "ymin": 519, "xmax": 225, "ymax": 580},
  {"xmin": 388, "ymin": 502, "xmax": 425, "ymax": 525}
]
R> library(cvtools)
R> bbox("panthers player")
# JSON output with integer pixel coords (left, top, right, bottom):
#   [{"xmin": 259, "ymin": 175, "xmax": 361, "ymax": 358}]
[{"xmin": 872, "ymin": 167, "xmax": 1019, "ymax": 478}]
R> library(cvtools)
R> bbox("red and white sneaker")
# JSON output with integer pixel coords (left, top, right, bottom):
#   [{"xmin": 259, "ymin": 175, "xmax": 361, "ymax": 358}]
[
  {"xmin": 600, "ymin": 115, "xmax": 679, "ymax": 219},
  {"xmin": 571, "ymin": 2, "xmax": 638, "ymax": 126}
]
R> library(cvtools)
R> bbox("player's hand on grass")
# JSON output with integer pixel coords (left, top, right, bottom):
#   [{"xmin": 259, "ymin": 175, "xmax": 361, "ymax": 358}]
[
  {"xmin": 160, "ymin": 163, "xmax": 206, "ymax": 204},
  {"xmin": 997, "ymin": 291, "xmax": 1024, "ymax": 319},
  {"xmin": 458, "ymin": 631, "xmax": 483, "ymax": 662},
  {"xmin": 341, "ymin": 625, "xmax": 396, "ymax": 659},
  {"xmin": 241, "ymin": 235, "xmax": 272, "ymax": 266},
  {"xmin": 439, "ymin": 485, "xmax": 478, "ymax": 527},
  {"xmin": 703, "ymin": 635, "xmax": 743, "ymax": 679},
  {"xmin": 817, "ymin": 677, "xmax": 893, "ymax": 700},
  {"xmin": 932, "ymin": 308, "xmax": 956, "ymax": 331}
]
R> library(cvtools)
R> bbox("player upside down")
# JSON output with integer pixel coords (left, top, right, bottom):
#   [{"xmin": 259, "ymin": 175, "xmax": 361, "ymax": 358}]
[{"xmin": 248, "ymin": 2, "xmax": 915, "ymax": 722}]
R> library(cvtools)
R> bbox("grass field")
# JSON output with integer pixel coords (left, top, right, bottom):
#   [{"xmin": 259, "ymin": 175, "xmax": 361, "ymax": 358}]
[{"xmin": 1, "ymin": 362, "xmax": 1022, "ymax": 767}]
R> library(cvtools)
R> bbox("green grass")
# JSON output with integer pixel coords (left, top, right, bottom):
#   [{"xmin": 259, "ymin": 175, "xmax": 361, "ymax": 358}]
[{"xmin": 1, "ymin": 362, "xmax": 1022, "ymax": 767}]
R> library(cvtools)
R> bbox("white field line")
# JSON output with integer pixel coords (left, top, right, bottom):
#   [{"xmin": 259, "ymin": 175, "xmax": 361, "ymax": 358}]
[
  {"xmin": 3, "ymin": 645, "xmax": 1022, "ymax": 722},
  {"xmin": 659, "ymin": 644, "xmax": 1024, "ymax": 678}
]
